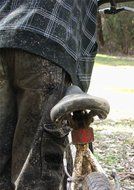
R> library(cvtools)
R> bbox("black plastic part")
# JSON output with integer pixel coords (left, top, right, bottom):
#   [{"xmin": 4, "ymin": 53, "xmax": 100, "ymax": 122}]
[{"xmin": 50, "ymin": 85, "xmax": 110, "ymax": 123}]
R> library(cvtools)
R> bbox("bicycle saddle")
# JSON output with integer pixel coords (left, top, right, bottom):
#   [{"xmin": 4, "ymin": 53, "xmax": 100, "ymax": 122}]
[{"xmin": 50, "ymin": 85, "xmax": 110, "ymax": 122}]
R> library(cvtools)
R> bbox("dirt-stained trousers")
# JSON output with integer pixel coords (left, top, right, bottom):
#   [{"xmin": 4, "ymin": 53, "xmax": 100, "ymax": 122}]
[{"xmin": 0, "ymin": 49, "xmax": 72, "ymax": 190}]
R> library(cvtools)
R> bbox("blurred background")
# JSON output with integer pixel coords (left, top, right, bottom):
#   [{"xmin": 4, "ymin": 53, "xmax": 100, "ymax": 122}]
[{"xmin": 87, "ymin": 2, "xmax": 134, "ymax": 189}]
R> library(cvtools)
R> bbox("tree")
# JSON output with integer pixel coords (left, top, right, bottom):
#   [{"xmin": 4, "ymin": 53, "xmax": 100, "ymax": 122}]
[{"xmin": 97, "ymin": 2, "xmax": 134, "ymax": 55}]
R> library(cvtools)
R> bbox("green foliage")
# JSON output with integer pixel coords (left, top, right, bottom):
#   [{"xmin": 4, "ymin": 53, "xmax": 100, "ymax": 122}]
[
  {"xmin": 99, "ymin": 2, "xmax": 134, "ymax": 55},
  {"xmin": 95, "ymin": 54, "xmax": 134, "ymax": 66}
]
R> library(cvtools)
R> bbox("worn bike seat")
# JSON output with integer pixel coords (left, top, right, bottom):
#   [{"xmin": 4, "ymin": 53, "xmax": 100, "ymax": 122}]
[{"xmin": 50, "ymin": 85, "xmax": 110, "ymax": 122}]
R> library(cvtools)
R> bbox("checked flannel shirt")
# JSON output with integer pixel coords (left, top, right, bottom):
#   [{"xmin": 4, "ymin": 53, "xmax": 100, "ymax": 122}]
[{"xmin": 0, "ymin": 0, "xmax": 98, "ymax": 91}]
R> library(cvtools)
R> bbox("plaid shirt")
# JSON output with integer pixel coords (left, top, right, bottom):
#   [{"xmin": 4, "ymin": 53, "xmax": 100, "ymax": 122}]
[{"xmin": 0, "ymin": 0, "xmax": 98, "ymax": 91}]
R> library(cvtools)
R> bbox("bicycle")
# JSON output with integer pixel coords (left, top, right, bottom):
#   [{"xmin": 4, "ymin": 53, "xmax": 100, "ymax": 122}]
[
  {"xmin": 50, "ymin": 1, "xmax": 134, "ymax": 189},
  {"xmin": 51, "ymin": 85, "xmax": 111, "ymax": 190}
]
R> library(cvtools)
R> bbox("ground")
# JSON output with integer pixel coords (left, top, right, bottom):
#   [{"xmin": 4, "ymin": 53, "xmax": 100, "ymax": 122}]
[{"xmin": 88, "ymin": 64, "xmax": 134, "ymax": 190}]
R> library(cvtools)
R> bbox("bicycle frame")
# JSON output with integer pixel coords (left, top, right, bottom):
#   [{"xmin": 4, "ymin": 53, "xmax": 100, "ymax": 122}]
[
  {"xmin": 98, "ymin": 0, "xmax": 134, "ymax": 6},
  {"xmin": 51, "ymin": 85, "xmax": 110, "ymax": 189},
  {"xmin": 64, "ymin": 113, "xmax": 107, "ymax": 190}
]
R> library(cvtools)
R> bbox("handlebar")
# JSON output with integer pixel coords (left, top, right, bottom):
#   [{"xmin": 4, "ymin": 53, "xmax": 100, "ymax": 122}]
[
  {"xmin": 99, "ymin": 6, "xmax": 134, "ymax": 14},
  {"xmin": 98, "ymin": 0, "xmax": 134, "ymax": 14},
  {"xmin": 98, "ymin": 0, "xmax": 134, "ymax": 6}
]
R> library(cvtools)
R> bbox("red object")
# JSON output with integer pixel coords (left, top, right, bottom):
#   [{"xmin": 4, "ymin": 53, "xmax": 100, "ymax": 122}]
[{"xmin": 71, "ymin": 127, "xmax": 94, "ymax": 144}]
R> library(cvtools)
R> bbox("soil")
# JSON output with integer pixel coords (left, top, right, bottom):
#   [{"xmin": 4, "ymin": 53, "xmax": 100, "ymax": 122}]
[
  {"xmin": 89, "ymin": 65, "xmax": 134, "ymax": 190},
  {"xmin": 92, "ymin": 119, "xmax": 134, "ymax": 190}
]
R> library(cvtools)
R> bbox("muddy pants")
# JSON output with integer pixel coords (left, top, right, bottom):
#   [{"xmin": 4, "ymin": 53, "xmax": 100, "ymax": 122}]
[{"xmin": 0, "ymin": 49, "xmax": 72, "ymax": 190}]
